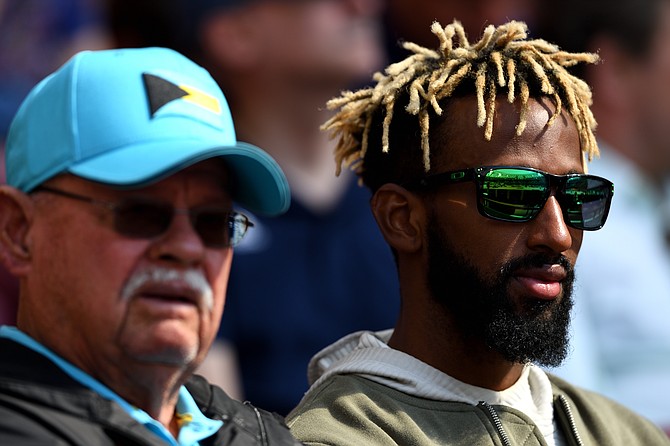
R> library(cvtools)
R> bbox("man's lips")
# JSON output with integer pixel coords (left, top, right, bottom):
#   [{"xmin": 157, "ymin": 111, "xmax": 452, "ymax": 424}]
[
  {"xmin": 512, "ymin": 264, "xmax": 567, "ymax": 300},
  {"xmin": 133, "ymin": 283, "xmax": 202, "ymax": 308}
]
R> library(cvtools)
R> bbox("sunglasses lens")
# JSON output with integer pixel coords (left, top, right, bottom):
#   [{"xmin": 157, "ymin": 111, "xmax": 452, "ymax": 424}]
[
  {"xmin": 562, "ymin": 176, "xmax": 612, "ymax": 230},
  {"xmin": 480, "ymin": 168, "xmax": 548, "ymax": 221},
  {"xmin": 228, "ymin": 213, "xmax": 251, "ymax": 247},
  {"xmin": 193, "ymin": 210, "xmax": 230, "ymax": 248},
  {"xmin": 114, "ymin": 200, "xmax": 251, "ymax": 248},
  {"xmin": 114, "ymin": 201, "xmax": 173, "ymax": 238}
]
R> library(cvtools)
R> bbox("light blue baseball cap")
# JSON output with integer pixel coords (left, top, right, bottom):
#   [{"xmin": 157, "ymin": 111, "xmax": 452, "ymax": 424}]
[{"xmin": 5, "ymin": 47, "xmax": 290, "ymax": 216}]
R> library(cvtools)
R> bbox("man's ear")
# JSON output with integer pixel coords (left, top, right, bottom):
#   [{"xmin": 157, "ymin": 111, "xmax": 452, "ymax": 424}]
[
  {"xmin": 371, "ymin": 184, "xmax": 425, "ymax": 254},
  {"xmin": 0, "ymin": 186, "xmax": 34, "ymax": 275}
]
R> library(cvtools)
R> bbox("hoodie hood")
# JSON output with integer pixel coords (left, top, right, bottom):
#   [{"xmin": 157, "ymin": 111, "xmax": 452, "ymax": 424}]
[{"xmin": 305, "ymin": 329, "xmax": 557, "ymax": 441}]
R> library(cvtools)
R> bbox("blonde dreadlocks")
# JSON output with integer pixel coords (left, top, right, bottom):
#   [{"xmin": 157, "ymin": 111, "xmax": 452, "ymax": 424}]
[{"xmin": 323, "ymin": 20, "xmax": 600, "ymax": 180}]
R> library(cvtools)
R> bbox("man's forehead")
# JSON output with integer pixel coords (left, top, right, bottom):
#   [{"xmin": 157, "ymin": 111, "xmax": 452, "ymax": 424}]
[
  {"xmin": 147, "ymin": 158, "xmax": 233, "ymax": 195},
  {"xmin": 45, "ymin": 158, "xmax": 233, "ymax": 195},
  {"xmin": 179, "ymin": 158, "xmax": 231, "ymax": 182},
  {"xmin": 434, "ymin": 95, "xmax": 582, "ymax": 170}
]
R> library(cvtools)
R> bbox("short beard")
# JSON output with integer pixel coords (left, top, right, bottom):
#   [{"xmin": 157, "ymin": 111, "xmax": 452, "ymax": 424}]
[{"xmin": 426, "ymin": 217, "xmax": 574, "ymax": 367}]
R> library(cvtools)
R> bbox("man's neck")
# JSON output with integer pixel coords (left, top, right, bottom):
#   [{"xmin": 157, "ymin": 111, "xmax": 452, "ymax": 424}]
[
  {"xmin": 94, "ymin": 357, "xmax": 187, "ymax": 430},
  {"xmin": 388, "ymin": 310, "xmax": 525, "ymax": 391}
]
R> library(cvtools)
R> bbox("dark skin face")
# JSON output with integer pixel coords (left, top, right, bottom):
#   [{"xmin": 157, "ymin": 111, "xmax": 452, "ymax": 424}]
[{"xmin": 373, "ymin": 96, "xmax": 584, "ymax": 390}]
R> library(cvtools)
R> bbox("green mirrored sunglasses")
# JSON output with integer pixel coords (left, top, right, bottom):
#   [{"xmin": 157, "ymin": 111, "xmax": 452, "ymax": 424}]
[{"xmin": 407, "ymin": 166, "xmax": 614, "ymax": 231}]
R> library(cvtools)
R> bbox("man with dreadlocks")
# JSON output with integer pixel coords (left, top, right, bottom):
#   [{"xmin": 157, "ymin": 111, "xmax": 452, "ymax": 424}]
[
  {"xmin": 538, "ymin": 0, "xmax": 670, "ymax": 435},
  {"xmin": 286, "ymin": 20, "xmax": 670, "ymax": 446}
]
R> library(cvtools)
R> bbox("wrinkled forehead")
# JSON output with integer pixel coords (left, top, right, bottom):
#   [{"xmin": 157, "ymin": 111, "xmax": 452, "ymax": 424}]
[
  {"xmin": 43, "ymin": 157, "xmax": 234, "ymax": 200},
  {"xmin": 144, "ymin": 158, "xmax": 235, "ymax": 200},
  {"xmin": 177, "ymin": 158, "xmax": 232, "ymax": 187}
]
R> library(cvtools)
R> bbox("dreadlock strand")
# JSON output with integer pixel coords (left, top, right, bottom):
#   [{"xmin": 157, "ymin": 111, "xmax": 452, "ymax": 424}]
[
  {"xmin": 427, "ymin": 67, "xmax": 452, "ymax": 102},
  {"xmin": 576, "ymin": 97, "xmax": 599, "ymax": 160},
  {"xmin": 497, "ymin": 20, "xmax": 528, "ymax": 46},
  {"xmin": 325, "ymin": 89, "xmax": 368, "ymax": 111},
  {"xmin": 554, "ymin": 50, "xmax": 599, "ymax": 68},
  {"xmin": 426, "ymin": 64, "xmax": 460, "ymax": 115},
  {"xmin": 382, "ymin": 100, "xmax": 395, "ymax": 153},
  {"xmin": 475, "ymin": 63, "xmax": 487, "ymax": 127},
  {"xmin": 522, "ymin": 52, "xmax": 553, "ymax": 94},
  {"xmin": 431, "ymin": 21, "xmax": 451, "ymax": 53},
  {"xmin": 407, "ymin": 76, "xmax": 429, "ymax": 114},
  {"xmin": 322, "ymin": 19, "xmax": 599, "ymax": 178},
  {"xmin": 400, "ymin": 42, "xmax": 440, "ymax": 61},
  {"xmin": 473, "ymin": 24, "xmax": 496, "ymax": 51},
  {"xmin": 553, "ymin": 68, "xmax": 591, "ymax": 148},
  {"xmin": 333, "ymin": 132, "xmax": 357, "ymax": 176},
  {"xmin": 506, "ymin": 58, "xmax": 516, "ymax": 103},
  {"xmin": 515, "ymin": 80, "xmax": 530, "ymax": 135},
  {"xmin": 546, "ymin": 92, "xmax": 563, "ymax": 127},
  {"xmin": 517, "ymin": 38, "xmax": 558, "ymax": 54},
  {"xmin": 419, "ymin": 108, "xmax": 432, "ymax": 171},
  {"xmin": 492, "ymin": 51, "xmax": 506, "ymax": 87},
  {"xmin": 452, "ymin": 21, "xmax": 470, "ymax": 48},
  {"xmin": 484, "ymin": 78, "xmax": 498, "ymax": 140},
  {"xmin": 435, "ymin": 62, "xmax": 472, "ymax": 101},
  {"xmin": 557, "ymin": 75, "xmax": 582, "ymax": 135},
  {"xmin": 354, "ymin": 112, "xmax": 373, "ymax": 167}
]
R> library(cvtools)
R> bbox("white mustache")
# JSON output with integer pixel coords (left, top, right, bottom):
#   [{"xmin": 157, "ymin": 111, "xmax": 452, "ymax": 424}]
[{"xmin": 121, "ymin": 267, "xmax": 214, "ymax": 311}]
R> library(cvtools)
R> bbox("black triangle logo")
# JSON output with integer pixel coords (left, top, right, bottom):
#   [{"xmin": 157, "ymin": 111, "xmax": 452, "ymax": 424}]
[{"xmin": 142, "ymin": 73, "xmax": 188, "ymax": 116}]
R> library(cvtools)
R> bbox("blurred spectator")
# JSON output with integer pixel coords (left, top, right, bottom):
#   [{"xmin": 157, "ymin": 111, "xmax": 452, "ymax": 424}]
[
  {"xmin": 108, "ymin": 0, "xmax": 400, "ymax": 415},
  {"xmin": 106, "ymin": 0, "xmax": 177, "ymax": 50},
  {"xmin": 0, "ymin": 0, "xmax": 110, "ymax": 138},
  {"xmin": 538, "ymin": 0, "xmax": 670, "ymax": 434},
  {"xmin": 0, "ymin": 0, "xmax": 110, "ymax": 325},
  {"xmin": 0, "ymin": 139, "xmax": 18, "ymax": 324},
  {"xmin": 383, "ymin": 0, "xmax": 539, "ymax": 63}
]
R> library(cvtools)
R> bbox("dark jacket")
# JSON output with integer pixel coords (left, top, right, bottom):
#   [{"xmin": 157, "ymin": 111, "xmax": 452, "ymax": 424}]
[{"xmin": 0, "ymin": 338, "xmax": 302, "ymax": 445}]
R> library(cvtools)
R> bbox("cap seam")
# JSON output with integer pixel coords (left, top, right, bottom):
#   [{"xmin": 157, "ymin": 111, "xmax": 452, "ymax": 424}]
[{"xmin": 70, "ymin": 52, "xmax": 83, "ymax": 162}]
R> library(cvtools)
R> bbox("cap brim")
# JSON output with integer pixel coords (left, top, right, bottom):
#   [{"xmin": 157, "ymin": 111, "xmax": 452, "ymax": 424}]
[{"xmin": 67, "ymin": 139, "xmax": 290, "ymax": 216}]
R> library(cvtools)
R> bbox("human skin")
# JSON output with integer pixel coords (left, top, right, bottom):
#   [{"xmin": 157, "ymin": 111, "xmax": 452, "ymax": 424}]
[
  {"xmin": 205, "ymin": 0, "xmax": 385, "ymax": 88},
  {"xmin": 0, "ymin": 159, "xmax": 233, "ymax": 434},
  {"xmin": 202, "ymin": 0, "xmax": 386, "ymax": 174},
  {"xmin": 380, "ymin": 96, "xmax": 584, "ymax": 391}
]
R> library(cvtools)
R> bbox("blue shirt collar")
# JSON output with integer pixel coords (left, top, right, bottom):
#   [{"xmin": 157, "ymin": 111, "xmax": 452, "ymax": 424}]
[{"xmin": 0, "ymin": 325, "xmax": 223, "ymax": 445}]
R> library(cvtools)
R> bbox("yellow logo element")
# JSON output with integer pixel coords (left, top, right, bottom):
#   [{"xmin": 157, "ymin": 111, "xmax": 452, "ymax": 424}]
[{"xmin": 180, "ymin": 85, "xmax": 222, "ymax": 114}]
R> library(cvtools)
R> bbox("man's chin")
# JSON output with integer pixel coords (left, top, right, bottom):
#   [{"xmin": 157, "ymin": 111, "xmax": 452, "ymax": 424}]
[
  {"xmin": 126, "ymin": 343, "xmax": 199, "ymax": 367},
  {"xmin": 134, "ymin": 351, "xmax": 197, "ymax": 367},
  {"xmin": 118, "ymin": 329, "xmax": 200, "ymax": 368}
]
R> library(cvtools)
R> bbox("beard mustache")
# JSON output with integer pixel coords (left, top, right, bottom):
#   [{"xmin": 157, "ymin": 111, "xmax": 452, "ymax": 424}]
[
  {"xmin": 426, "ymin": 217, "xmax": 574, "ymax": 367},
  {"xmin": 121, "ymin": 266, "xmax": 214, "ymax": 312}
]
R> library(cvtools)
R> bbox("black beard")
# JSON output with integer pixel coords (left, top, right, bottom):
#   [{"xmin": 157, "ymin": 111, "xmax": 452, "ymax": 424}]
[{"xmin": 426, "ymin": 217, "xmax": 574, "ymax": 367}]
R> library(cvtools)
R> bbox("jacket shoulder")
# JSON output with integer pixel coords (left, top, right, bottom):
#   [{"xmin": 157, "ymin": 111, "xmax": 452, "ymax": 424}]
[
  {"xmin": 287, "ymin": 374, "xmax": 507, "ymax": 446},
  {"xmin": 547, "ymin": 373, "xmax": 670, "ymax": 445},
  {"xmin": 186, "ymin": 375, "xmax": 302, "ymax": 446}
]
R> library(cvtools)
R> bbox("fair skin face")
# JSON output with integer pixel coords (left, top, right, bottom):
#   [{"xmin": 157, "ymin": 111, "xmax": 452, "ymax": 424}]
[
  {"xmin": 200, "ymin": 0, "xmax": 385, "ymax": 212},
  {"xmin": 195, "ymin": 0, "xmax": 387, "ymax": 396},
  {"xmin": 376, "ymin": 96, "xmax": 584, "ymax": 390},
  {"xmin": 0, "ymin": 159, "xmax": 233, "ymax": 435},
  {"xmin": 205, "ymin": 0, "xmax": 384, "ymax": 90}
]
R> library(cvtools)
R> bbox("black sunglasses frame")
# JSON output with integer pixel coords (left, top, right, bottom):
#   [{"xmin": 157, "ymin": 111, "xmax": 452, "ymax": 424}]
[
  {"xmin": 406, "ymin": 165, "xmax": 614, "ymax": 231},
  {"xmin": 33, "ymin": 185, "xmax": 254, "ymax": 248}
]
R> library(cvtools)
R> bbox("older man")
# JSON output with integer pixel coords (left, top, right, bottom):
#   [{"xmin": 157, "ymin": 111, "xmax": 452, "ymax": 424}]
[{"xmin": 0, "ymin": 47, "xmax": 300, "ymax": 445}]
